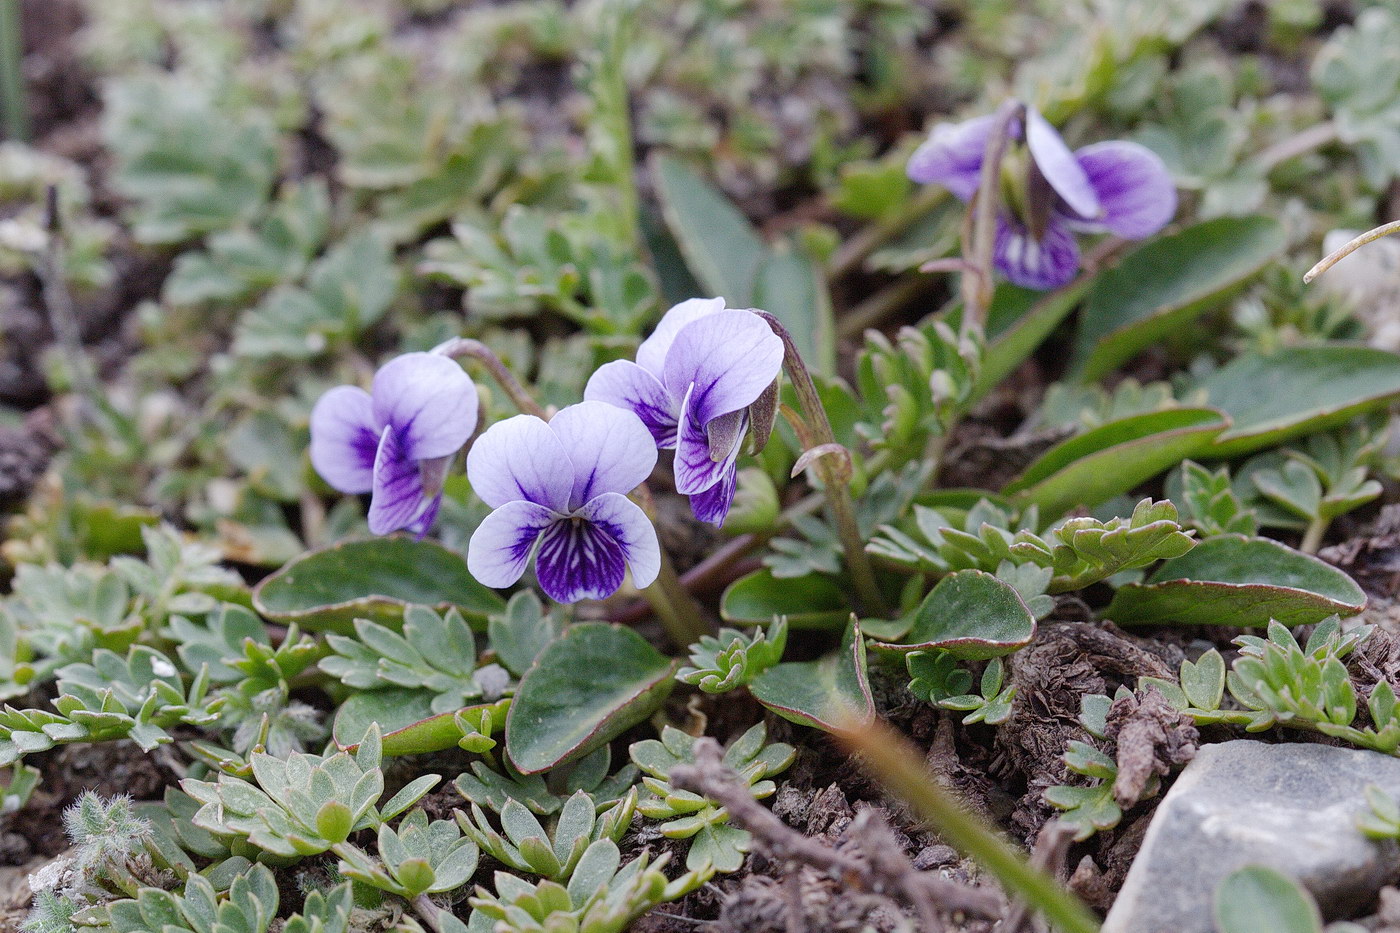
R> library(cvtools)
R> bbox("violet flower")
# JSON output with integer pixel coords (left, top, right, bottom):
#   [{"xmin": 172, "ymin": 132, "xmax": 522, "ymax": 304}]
[
  {"xmin": 465, "ymin": 401, "xmax": 661, "ymax": 604},
  {"xmin": 583, "ymin": 298, "xmax": 784, "ymax": 526},
  {"xmin": 310, "ymin": 352, "xmax": 478, "ymax": 537},
  {"xmin": 907, "ymin": 105, "xmax": 1177, "ymax": 290}
]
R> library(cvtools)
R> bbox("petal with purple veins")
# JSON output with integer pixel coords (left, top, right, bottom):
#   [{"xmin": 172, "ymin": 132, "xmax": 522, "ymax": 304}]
[
  {"xmin": 548, "ymin": 401, "xmax": 659, "ymax": 509},
  {"xmin": 466, "ymin": 414, "xmax": 573, "ymax": 512},
  {"xmin": 635, "ymin": 297, "xmax": 726, "ymax": 378},
  {"xmin": 405, "ymin": 492, "xmax": 444, "ymax": 540},
  {"xmin": 583, "ymin": 360, "xmax": 679, "ymax": 447},
  {"xmin": 688, "ymin": 461, "xmax": 739, "ymax": 527},
  {"xmin": 371, "ymin": 352, "xmax": 479, "ymax": 461},
  {"xmin": 309, "ymin": 385, "xmax": 379, "ymax": 494},
  {"xmin": 467, "ymin": 500, "xmax": 559, "ymax": 589},
  {"xmin": 661, "ymin": 310, "xmax": 784, "ymax": 428},
  {"xmin": 1067, "ymin": 141, "xmax": 1177, "ymax": 239},
  {"xmin": 673, "ymin": 385, "xmax": 745, "ymax": 497},
  {"xmin": 993, "ymin": 215, "xmax": 1081, "ymax": 291},
  {"xmin": 1025, "ymin": 108, "xmax": 1100, "ymax": 222},
  {"xmin": 906, "ymin": 114, "xmax": 998, "ymax": 201},
  {"xmin": 369, "ymin": 426, "xmax": 430, "ymax": 535},
  {"xmin": 534, "ymin": 514, "xmax": 628, "ymax": 604},
  {"xmin": 575, "ymin": 492, "xmax": 660, "ymax": 590}
]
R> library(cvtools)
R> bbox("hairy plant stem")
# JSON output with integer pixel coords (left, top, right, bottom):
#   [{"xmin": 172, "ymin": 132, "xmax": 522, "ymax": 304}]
[
  {"xmin": 431, "ymin": 337, "xmax": 549, "ymax": 419},
  {"xmin": 758, "ymin": 312, "xmax": 887, "ymax": 614},
  {"xmin": 837, "ymin": 718, "xmax": 1101, "ymax": 933},
  {"xmin": 1305, "ymin": 218, "xmax": 1400, "ymax": 284},
  {"xmin": 0, "ymin": 0, "xmax": 26, "ymax": 142},
  {"xmin": 411, "ymin": 893, "xmax": 451, "ymax": 933},
  {"xmin": 961, "ymin": 100, "xmax": 1023, "ymax": 341}
]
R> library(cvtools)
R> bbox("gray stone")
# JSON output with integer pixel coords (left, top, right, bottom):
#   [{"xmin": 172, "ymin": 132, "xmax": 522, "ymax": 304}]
[{"xmin": 1102, "ymin": 740, "xmax": 1400, "ymax": 933}]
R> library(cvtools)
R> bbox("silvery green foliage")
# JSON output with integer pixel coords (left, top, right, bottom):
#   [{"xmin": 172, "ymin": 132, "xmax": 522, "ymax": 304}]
[
  {"xmin": 906, "ymin": 652, "xmax": 1016, "ymax": 725},
  {"xmin": 630, "ymin": 723, "xmax": 795, "ymax": 872},
  {"xmin": 1246, "ymin": 427, "xmax": 1384, "ymax": 530},
  {"xmin": 1144, "ymin": 619, "xmax": 1400, "ymax": 753},
  {"xmin": 457, "ymin": 788, "xmax": 635, "ymax": 882},
  {"xmin": 1358, "ymin": 785, "xmax": 1400, "ymax": 841},
  {"xmin": 1037, "ymin": 379, "xmax": 1189, "ymax": 431},
  {"xmin": 182, "ymin": 726, "xmax": 437, "ymax": 858},
  {"xmin": 63, "ymin": 791, "xmax": 153, "ymax": 876},
  {"xmin": 320, "ymin": 607, "xmax": 505, "ymax": 713},
  {"xmin": 1044, "ymin": 692, "xmax": 1136, "ymax": 841},
  {"xmin": 486, "ymin": 591, "xmax": 567, "ymax": 678},
  {"xmin": 871, "ymin": 497, "xmax": 1195, "ymax": 593},
  {"xmin": 676, "ymin": 620, "xmax": 788, "ymax": 694},
  {"xmin": 1172, "ymin": 460, "xmax": 1258, "ymax": 536},
  {"xmin": 466, "ymin": 842, "xmax": 714, "ymax": 933},
  {"xmin": 454, "ymin": 746, "xmax": 638, "ymax": 818},
  {"xmin": 21, "ymin": 892, "xmax": 77, "ymax": 933},
  {"xmin": 337, "ymin": 808, "xmax": 479, "ymax": 898}
]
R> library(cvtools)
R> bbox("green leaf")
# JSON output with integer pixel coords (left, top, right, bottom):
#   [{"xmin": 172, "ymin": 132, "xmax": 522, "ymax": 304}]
[
  {"xmin": 972, "ymin": 278, "xmax": 1092, "ymax": 403},
  {"xmin": 1180, "ymin": 650, "xmax": 1226, "ymax": 711},
  {"xmin": 1106, "ymin": 536, "xmax": 1366, "ymax": 628},
  {"xmin": 651, "ymin": 153, "xmax": 765, "ymax": 306},
  {"xmin": 752, "ymin": 241, "xmax": 835, "ymax": 374},
  {"xmin": 507, "ymin": 623, "xmax": 677, "ymax": 774},
  {"xmin": 332, "ymin": 688, "xmax": 510, "ymax": 757},
  {"xmin": 253, "ymin": 538, "xmax": 505, "ymax": 633},
  {"xmin": 891, "ymin": 570, "xmax": 1036, "ymax": 660},
  {"xmin": 1214, "ymin": 866, "xmax": 1322, "ymax": 933},
  {"xmin": 720, "ymin": 569, "xmax": 848, "ymax": 629},
  {"xmin": 488, "ymin": 592, "xmax": 566, "ymax": 678},
  {"xmin": 1004, "ymin": 408, "xmax": 1229, "ymax": 518},
  {"xmin": 750, "ymin": 621, "xmax": 874, "ymax": 732},
  {"xmin": 1196, "ymin": 346, "xmax": 1400, "ymax": 458},
  {"xmin": 1070, "ymin": 216, "xmax": 1285, "ymax": 380}
]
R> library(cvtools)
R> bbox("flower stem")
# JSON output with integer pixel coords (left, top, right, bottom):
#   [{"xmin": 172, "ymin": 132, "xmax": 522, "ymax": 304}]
[
  {"xmin": 632, "ymin": 482, "xmax": 712, "ymax": 647},
  {"xmin": 757, "ymin": 312, "xmax": 888, "ymax": 615},
  {"xmin": 411, "ymin": 894, "xmax": 452, "ymax": 933},
  {"xmin": 961, "ymin": 99, "xmax": 1023, "ymax": 341},
  {"xmin": 431, "ymin": 337, "xmax": 548, "ymax": 419},
  {"xmin": 1304, "ymin": 218, "xmax": 1400, "ymax": 284},
  {"xmin": 1300, "ymin": 514, "xmax": 1330, "ymax": 555},
  {"xmin": 837, "ymin": 718, "xmax": 1101, "ymax": 933}
]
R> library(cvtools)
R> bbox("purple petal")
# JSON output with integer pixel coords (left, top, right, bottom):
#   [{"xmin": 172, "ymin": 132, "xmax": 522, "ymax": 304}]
[
  {"xmin": 906, "ymin": 114, "xmax": 997, "ymax": 201},
  {"xmin": 673, "ymin": 386, "xmax": 745, "ymax": 496},
  {"xmin": 368, "ymin": 426, "xmax": 433, "ymax": 535},
  {"xmin": 661, "ymin": 310, "xmax": 784, "ymax": 427},
  {"xmin": 467, "ymin": 500, "xmax": 558, "ymax": 589},
  {"xmin": 583, "ymin": 360, "xmax": 679, "ymax": 448},
  {"xmin": 371, "ymin": 352, "xmax": 479, "ymax": 461},
  {"xmin": 1025, "ymin": 108, "xmax": 1100, "ymax": 222},
  {"xmin": 466, "ymin": 414, "xmax": 572, "ymax": 512},
  {"xmin": 635, "ymin": 297, "xmax": 726, "ymax": 378},
  {"xmin": 576, "ymin": 492, "xmax": 660, "ymax": 589},
  {"xmin": 534, "ymin": 513, "xmax": 627, "ymax": 604},
  {"xmin": 548, "ymin": 401, "xmax": 658, "ymax": 509},
  {"xmin": 1068, "ymin": 141, "xmax": 1177, "ymax": 239},
  {"xmin": 688, "ymin": 462, "xmax": 738, "ymax": 527},
  {"xmin": 405, "ymin": 492, "xmax": 444, "ymax": 540},
  {"xmin": 994, "ymin": 215, "xmax": 1081, "ymax": 291},
  {"xmin": 309, "ymin": 385, "xmax": 379, "ymax": 494}
]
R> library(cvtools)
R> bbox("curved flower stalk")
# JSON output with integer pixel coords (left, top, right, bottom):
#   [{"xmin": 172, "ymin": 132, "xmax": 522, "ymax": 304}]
[
  {"xmin": 309, "ymin": 352, "xmax": 478, "ymax": 536},
  {"xmin": 466, "ymin": 401, "xmax": 661, "ymax": 604},
  {"xmin": 585, "ymin": 297, "xmax": 783, "ymax": 525},
  {"xmin": 907, "ymin": 104, "xmax": 1176, "ymax": 290}
]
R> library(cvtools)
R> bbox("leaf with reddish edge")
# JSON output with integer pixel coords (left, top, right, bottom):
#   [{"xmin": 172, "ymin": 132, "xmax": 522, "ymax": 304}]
[
  {"xmin": 750, "ymin": 621, "xmax": 874, "ymax": 732},
  {"xmin": 333, "ymin": 690, "xmax": 511, "ymax": 756},
  {"xmin": 506, "ymin": 623, "xmax": 677, "ymax": 774},
  {"xmin": 1106, "ymin": 535, "xmax": 1365, "ymax": 628},
  {"xmin": 885, "ymin": 570, "xmax": 1036, "ymax": 660}
]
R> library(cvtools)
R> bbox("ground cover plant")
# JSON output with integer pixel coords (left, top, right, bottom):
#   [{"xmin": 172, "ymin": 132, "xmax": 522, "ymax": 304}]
[{"xmin": 8, "ymin": 1, "xmax": 1400, "ymax": 931}]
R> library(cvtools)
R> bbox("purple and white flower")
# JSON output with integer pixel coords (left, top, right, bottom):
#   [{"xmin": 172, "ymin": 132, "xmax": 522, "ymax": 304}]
[
  {"xmin": 907, "ymin": 105, "xmax": 1177, "ymax": 290},
  {"xmin": 465, "ymin": 401, "xmax": 661, "ymax": 604},
  {"xmin": 310, "ymin": 352, "xmax": 478, "ymax": 537},
  {"xmin": 583, "ymin": 298, "xmax": 784, "ymax": 526}
]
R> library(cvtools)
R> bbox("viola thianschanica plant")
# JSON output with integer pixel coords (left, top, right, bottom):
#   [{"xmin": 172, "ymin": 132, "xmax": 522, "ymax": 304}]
[
  {"xmin": 907, "ymin": 104, "xmax": 1177, "ymax": 289},
  {"xmin": 310, "ymin": 352, "xmax": 479, "ymax": 536},
  {"xmin": 585, "ymin": 298, "xmax": 783, "ymax": 524},
  {"xmin": 465, "ymin": 401, "xmax": 661, "ymax": 604}
]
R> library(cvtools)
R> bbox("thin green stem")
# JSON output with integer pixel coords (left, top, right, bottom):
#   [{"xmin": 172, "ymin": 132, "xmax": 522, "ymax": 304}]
[
  {"xmin": 961, "ymin": 100, "xmax": 1022, "ymax": 341},
  {"xmin": 1300, "ymin": 514, "xmax": 1329, "ymax": 555},
  {"xmin": 1304, "ymin": 218, "xmax": 1400, "ymax": 284},
  {"xmin": 432, "ymin": 337, "xmax": 549, "ymax": 419},
  {"xmin": 828, "ymin": 184, "xmax": 949, "ymax": 280},
  {"xmin": 35, "ymin": 186, "xmax": 99, "ymax": 420},
  {"xmin": 643, "ymin": 542, "xmax": 712, "ymax": 648},
  {"xmin": 838, "ymin": 719, "xmax": 1101, "ymax": 933},
  {"xmin": 758, "ymin": 312, "xmax": 887, "ymax": 615},
  {"xmin": 0, "ymin": 0, "xmax": 27, "ymax": 142}
]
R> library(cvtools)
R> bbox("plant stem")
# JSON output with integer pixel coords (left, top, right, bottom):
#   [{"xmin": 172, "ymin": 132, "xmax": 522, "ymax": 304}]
[
  {"xmin": 1300, "ymin": 514, "xmax": 1329, "ymax": 554},
  {"xmin": 431, "ymin": 337, "xmax": 548, "ymax": 419},
  {"xmin": 837, "ymin": 718, "xmax": 1101, "ymax": 933},
  {"xmin": 758, "ymin": 312, "xmax": 888, "ymax": 615},
  {"xmin": 0, "ymin": 0, "xmax": 27, "ymax": 142},
  {"xmin": 34, "ymin": 186, "xmax": 99, "ymax": 420},
  {"xmin": 411, "ymin": 894, "xmax": 452, "ymax": 933},
  {"xmin": 1255, "ymin": 120, "xmax": 1338, "ymax": 173},
  {"xmin": 961, "ymin": 100, "xmax": 1022, "ymax": 341},
  {"xmin": 643, "ymin": 542, "xmax": 712, "ymax": 648},
  {"xmin": 1304, "ymin": 218, "xmax": 1400, "ymax": 284}
]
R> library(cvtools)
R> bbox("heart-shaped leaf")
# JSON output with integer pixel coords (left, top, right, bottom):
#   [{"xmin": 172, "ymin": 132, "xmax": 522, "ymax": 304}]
[
  {"xmin": 1214, "ymin": 866, "xmax": 1322, "ymax": 933},
  {"xmin": 750, "ymin": 621, "xmax": 874, "ymax": 732},
  {"xmin": 1070, "ymin": 216, "xmax": 1285, "ymax": 380},
  {"xmin": 721, "ymin": 569, "xmax": 848, "ymax": 629},
  {"xmin": 1106, "ymin": 535, "xmax": 1366, "ymax": 627},
  {"xmin": 1196, "ymin": 346, "xmax": 1400, "ymax": 457},
  {"xmin": 333, "ymin": 689, "xmax": 510, "ymax": 756},
  {"xmin": 506, "ymin": 623, "xmax": 677, "ymax": 774},
  {"xmin": 1004, "ymin": 408, "xmax": 1229, "ymax": 518},
  {"xmin": 253, "ymin": 537, "xmax": 504, "ymax": 633},
  {"xmin": 887, "ymin": 570, "xmax": 1036, "ymax": 660}
]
